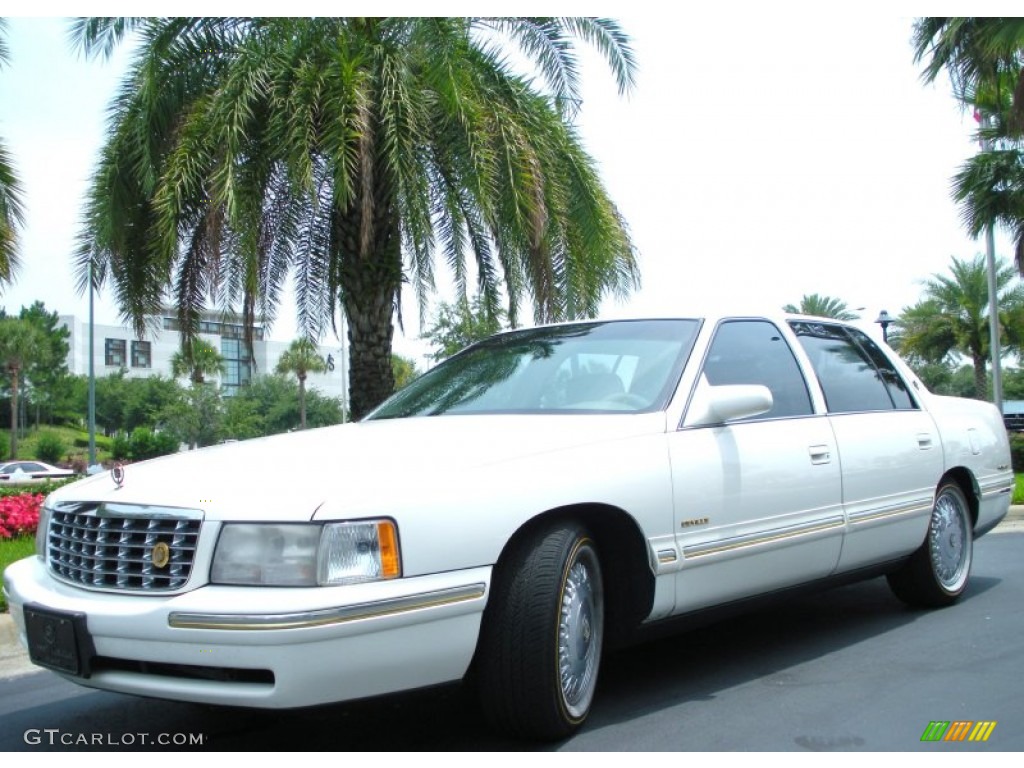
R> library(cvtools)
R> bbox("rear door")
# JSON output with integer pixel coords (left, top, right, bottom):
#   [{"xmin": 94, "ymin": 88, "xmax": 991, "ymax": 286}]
[{"xmin": 788, "ymin": 321, "xmax": 944, "ymax": 570}]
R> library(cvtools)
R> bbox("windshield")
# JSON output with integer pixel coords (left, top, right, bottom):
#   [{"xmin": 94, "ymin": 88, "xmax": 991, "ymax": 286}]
[{"xmin": 368, "ymin": 319, "xmax": 700, "ymax": 419}]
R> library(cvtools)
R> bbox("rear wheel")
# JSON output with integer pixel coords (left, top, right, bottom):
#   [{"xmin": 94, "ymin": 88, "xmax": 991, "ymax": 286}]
[
  {"xmin": 476, "ymin": 522, "xmax": 604, "ymax": 741},
  {"xmin": 887, "ymin": 482, "xmax": 973, "ymax": 607}
]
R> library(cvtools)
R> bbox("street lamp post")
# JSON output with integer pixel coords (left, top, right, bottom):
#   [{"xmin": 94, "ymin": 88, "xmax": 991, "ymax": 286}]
[
  {"xmin": 980, "ymin": 111, "xmax": 1003, "ymax": 413},
  {"xmin": 87, "ymin": 261, "xmax": 96, "ymax": 468},
  {"xmin": 875, "ymin": 310, "xmax": 894, "ymax": 344}
]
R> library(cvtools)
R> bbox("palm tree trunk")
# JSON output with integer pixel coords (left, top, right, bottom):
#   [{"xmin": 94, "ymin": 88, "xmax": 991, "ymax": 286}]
[
  {"xmin": 299, "ymin": 375, "xmax": 307, "ymax": 429},
  {"xmin": 336, "ymin": 203, "xmax": 402, "ymax": 421},
  {"xmin": 973, "ymin": 355, "xmax": 988, "ymax": 400}
]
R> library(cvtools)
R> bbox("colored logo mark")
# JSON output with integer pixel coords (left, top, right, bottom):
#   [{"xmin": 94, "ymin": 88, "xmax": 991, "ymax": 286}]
[{"xmin": 921, "ymin": 721, "xmax": 996, "ymax": 742}]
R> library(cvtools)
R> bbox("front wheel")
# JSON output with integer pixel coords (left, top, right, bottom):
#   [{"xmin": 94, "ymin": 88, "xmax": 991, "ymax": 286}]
[
  {"xmin": 476, "ymin": 522, "xmax": 604, "ymax": 741},
  {"xmin": 887, "ymin": 482, "xmax": 973, "ymax": 608}
]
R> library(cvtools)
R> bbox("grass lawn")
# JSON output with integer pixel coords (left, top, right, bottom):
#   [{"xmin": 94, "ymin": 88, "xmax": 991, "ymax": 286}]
[
  {"xmin": 0, "ymin": 536, "xmax": 34, "ymax": 612},
  {"xmin": 1015, "ymin": 474, "xmax": 1024, "ymax": 505},
  {"xmin": 0, "ymin": 424, "xmax": 112, "ymax": 466}
]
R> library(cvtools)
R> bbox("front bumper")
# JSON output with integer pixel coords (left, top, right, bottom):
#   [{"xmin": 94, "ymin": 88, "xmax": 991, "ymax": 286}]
[{"xmin": 3, "ymin": 556, "xmax": 490, "ymax": 708}]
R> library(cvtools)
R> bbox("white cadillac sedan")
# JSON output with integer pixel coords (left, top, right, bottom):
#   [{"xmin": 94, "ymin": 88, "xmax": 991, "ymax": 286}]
[{"xmin": 2, "ymin": 315, "xmax": 1013, "ymax": 741}]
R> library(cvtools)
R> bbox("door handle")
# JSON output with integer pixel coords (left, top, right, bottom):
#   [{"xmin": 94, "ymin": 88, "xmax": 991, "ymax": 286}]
[
  {"xmin": 808, "ymin": 444, "xmax": 831, "ymax": 465},
  {"xmin": 916, "ymin": 433, "xmax": 933, "ymax": 450}
]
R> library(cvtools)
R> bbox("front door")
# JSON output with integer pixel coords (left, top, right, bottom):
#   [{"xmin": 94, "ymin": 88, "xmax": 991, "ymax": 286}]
[{"xmin": 669, "ymin": 319, "xmax": 844, "ymax": 614}]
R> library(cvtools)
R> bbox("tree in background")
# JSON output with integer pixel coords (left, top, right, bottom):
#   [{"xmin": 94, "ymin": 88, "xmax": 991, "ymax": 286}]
[
  {"xmin": 16, "ymin": 302, "xmax": 70, "ymax": 425},
  {"xmin": 0, "ymin": 318, "xmax": 42, "ymax": 457},
  {"xmin": 391, "ymin": 354, "xmax": 420, "ymax": 390},
  {"xmin": 0, "ymin": 20, "xmax": 23, "ymax": 290},
  {"xmin": 0, "ymin": 302, "xmax": 72, "ymax": 427},
  {"xmin": 221, "ymin": 375, "xmax": 343, "ymax": 438},
  {"xmin": 782, "ymin": 294, "xmax": 859, "ymax": 321},
  {"xmin": 73, "ymin": 17, "xmax": 639, "ymax": 419},
  {"xmin": 170, "ymin": 338, "xmax": 225, "ymax": 386},
  {"xmin": 94, "ymin": 372, "xmax": 185, "ymax": 436},
  {"xmin": 276, "ymin": 338, "xmax": 328, "ymax": 429},
  {"xmin": 422, "ymin": 294, "xmax": 508, "ymax": 362},
  {"xmin": 893, "ymin": 255, "xmax": 1024, "ymax": 398},
  {"xmin": 158, "ymin": 385, "xmax": 222, "ymax": 450}
]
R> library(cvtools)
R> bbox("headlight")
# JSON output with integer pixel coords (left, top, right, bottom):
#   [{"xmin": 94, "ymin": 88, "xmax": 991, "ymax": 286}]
[
  {"xmin": 35, "ymin": 501, "xmax": 52, "ymax": 560},
  {"xmin": 212, "ymin": 520, "xmax": 401, "ymax": 587}
]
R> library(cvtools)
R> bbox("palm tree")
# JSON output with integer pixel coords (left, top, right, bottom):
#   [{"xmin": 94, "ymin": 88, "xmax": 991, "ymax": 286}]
[
  {"xmin": 71, "ymin": 17, "xmax": 640, "ymax": 419},
  {"xmin": 951, "ymin": 140, "xmax": 1024, "ymax": 268},
  {"xmin": 275, "ymin": 338, "xmax": 327, "ymax": 429},
  {"xmin": 782, "ymin": 294, "xmax": 859, "ymax": 321},
  {"xmin": 913, "ymin": 18, "xmax": 1024, "ymax": 131},
  {"xmin": 914, "ymin": 19, "xmax": 1024, "ymax": 268},
  {"xmin": 893, "ymin": 254, "xmax": 1024, "ymax": 398},
  {"xmin": 170, "ymin": 338, "xmax": 225, "ymax": 386},
  {"xmin": 0, "ymin": 20, "xmax": 24, "ymax": 290},
  {"xmin": 0, "ymin": 318, "xmax": 42, "ymax": 457}
]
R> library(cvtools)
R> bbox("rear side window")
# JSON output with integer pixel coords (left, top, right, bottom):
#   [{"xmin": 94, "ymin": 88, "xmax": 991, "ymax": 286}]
[
  {"xmin": 789, "ymin": 321, "xmax": 917, "ymax": 413},
  {"xmin": 700, "ymin": 320, "xmax": 813, "ymax": 419}
]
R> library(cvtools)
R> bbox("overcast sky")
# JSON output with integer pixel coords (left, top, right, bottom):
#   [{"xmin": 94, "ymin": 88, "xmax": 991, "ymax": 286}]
[{"xmin": 0, "ymin": 11, "xmax": 1013, "ymax": 364}]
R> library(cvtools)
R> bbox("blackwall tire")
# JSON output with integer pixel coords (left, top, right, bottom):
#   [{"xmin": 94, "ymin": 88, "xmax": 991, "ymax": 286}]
[{"xmin": 477, "ymin": 522, "xmax": 604, "ymax": 741}]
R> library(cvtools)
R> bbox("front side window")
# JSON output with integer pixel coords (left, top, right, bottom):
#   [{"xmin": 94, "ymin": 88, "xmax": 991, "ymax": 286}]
[
  {"xmin": 697, "ymin": 319, "xmax": 814, "ymax": 420},
  {"xmin": 369, "ymin": 320, "xmax": 700, "ymax": 419},
  {"xmin": 789, "ymin": 321, "xmax": 915, "ymax": 413}
]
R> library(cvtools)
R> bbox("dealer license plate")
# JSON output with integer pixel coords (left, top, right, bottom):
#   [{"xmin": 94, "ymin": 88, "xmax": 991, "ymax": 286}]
[{"xmin": 24, "ymin": 606, "xmax": 93, "ymax": 677}]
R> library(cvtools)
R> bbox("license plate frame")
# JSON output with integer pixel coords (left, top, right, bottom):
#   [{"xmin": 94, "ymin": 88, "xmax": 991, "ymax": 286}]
[{"xmin": 24, "ymin": 605, "xmax": 95, "ymax": 677}]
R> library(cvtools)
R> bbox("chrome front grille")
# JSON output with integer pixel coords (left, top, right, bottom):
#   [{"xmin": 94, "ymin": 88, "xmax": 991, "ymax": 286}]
[{"xmin": 46, "ymin": 503, "xmax": 202, "ymax": 591}]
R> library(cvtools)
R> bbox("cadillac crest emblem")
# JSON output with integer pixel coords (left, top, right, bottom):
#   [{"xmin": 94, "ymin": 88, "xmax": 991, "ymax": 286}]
[
  {"xmin": 111, "ymin": 463, "xmax": 125, "ymax": 489},
  {"xmin": 151, "ymin": 542, "xmax": 171, "ymax": 569}
]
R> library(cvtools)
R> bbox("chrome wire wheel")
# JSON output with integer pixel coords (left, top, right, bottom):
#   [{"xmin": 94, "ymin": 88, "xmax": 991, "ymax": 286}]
[
  {"xmin": 887, "ymin": 481, "xmax": 974, "ymax": 608},
  {"xmin": 557, "ymin": 541, "xmax": 604, "ymax": 721},
  {"xmin": 929, "ymin": 486, "xmax": 971, "ymax": 593}
]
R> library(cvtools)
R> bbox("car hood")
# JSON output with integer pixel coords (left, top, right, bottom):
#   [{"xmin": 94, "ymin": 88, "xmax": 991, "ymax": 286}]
[{"xmin": 48, "ymin": 413, "xmax": 667, "ymax": 521}]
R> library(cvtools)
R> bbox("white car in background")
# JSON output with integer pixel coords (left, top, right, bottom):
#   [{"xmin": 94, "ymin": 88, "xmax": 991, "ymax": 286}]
[
  {"xmin": 0, "ymin": 461, "xmax": 75, "ymax": 485},
  {"xmin": 2, "ymin": 314, "xmax": 1012, "ymax": 741}
]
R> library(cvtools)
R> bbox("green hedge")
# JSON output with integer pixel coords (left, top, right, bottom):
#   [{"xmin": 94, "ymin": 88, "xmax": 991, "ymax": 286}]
[
  {"xmin": 1010, "ymin": 434, "xmax": 1024, "ymax": 474},
  {"xmin": 72, "ymin": 434, "xmax": 113, "ymax": 451},
  {"xmin": 0, "ymin": 478, "xmax": 78, "ymax": 499}
]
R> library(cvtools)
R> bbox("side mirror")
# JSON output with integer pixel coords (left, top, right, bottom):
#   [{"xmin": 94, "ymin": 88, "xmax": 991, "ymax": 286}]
[{"xmin": 685, "ymin": 383, "xmax": 774, "ymax": 427}]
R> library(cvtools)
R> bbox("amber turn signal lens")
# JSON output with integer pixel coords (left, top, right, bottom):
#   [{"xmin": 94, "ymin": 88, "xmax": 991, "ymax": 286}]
[{"xmin": 377, "ymin": 521, "xmax": 401, "ymax": 579}]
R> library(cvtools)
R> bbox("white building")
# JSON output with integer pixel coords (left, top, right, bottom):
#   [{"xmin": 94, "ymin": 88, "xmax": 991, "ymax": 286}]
[{"xmin": 59, "ymin": 311, "xmax": 348, "ymax": 405}]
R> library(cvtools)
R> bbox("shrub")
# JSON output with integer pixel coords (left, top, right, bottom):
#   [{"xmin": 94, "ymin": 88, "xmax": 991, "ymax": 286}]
[
  {"xmin": 129, "ymin": 428, "xmax": 177, "ymax": 461},
  {"xmin": 111, "ymin": 432, "xmax": 130, "ymax": 461},
  {"xmin": 0, "ymin": 493, "xmax": 44, "ymax": 539},
  {"xmin": 35, "ymin": 431, "xmax": 66, "ymax": 465},
  {"xmin": 1010, "ymin": 433, "xmax": 1024, "ymax": 473},
  {"xmin": 129, "ymin": 427, "xmax": 156, "ymax": 461}
]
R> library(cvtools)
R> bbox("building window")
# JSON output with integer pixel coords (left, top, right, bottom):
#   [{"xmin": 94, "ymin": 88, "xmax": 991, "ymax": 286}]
[
  {"xmin": 131, "ymin": 340, "xmax": 152, "ymax": 369},
  {"xmin": 104, "ymin": 338, "xmax": 126, "ymax": 367},
  {"xmin": 220, "ymin": 338, "xmax": 253, "ymax": 396}
]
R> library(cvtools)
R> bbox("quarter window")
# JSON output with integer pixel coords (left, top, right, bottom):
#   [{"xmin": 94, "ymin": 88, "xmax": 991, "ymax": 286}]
[{"xmin": 699, "ymin": 320, "xmax": 813, "ymax": 419}]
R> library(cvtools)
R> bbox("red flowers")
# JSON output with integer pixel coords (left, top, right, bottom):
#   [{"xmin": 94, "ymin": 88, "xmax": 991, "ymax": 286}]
[{"xmin": 0, "ymin": 493, "xmax": 44, "ymax": 539}]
